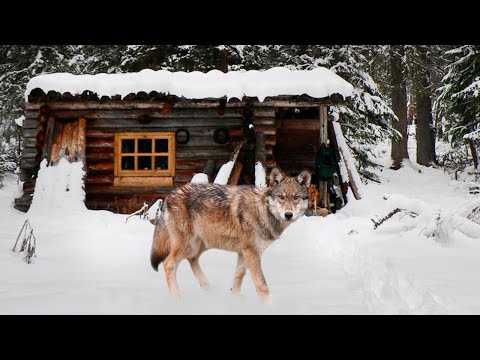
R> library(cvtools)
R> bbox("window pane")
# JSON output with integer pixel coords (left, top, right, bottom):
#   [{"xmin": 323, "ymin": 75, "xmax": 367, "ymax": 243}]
[
  {"xmin": 121, "ymin": 139, "xmax": 135, "ymax": 153},
  {"xmin": 155, "ymin": 156, "xmax": 169, "ymax": 170},
  {"xmin": 155, "ymin": 139, "xmax": 169, "ymax": 153},
  {"xmin": 138, "ymin": 139, "xmax": 152, "ymax": 153},
  {"xmin": 121, "ymin": 156, "xmax": 134, "ymax": 170},
  {"xmin": 138, "ymin": 156, "xmax": 152, "ymax": 170}
]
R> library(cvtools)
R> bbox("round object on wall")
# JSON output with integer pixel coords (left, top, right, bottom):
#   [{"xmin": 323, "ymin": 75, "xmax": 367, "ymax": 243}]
[
  {"xmin": 176, "ymin": 129, "xmax": 190, "ymax": 144},
  {"xmin": 214, "ymin": 128, "xmax": 230, "ymax": 144}
]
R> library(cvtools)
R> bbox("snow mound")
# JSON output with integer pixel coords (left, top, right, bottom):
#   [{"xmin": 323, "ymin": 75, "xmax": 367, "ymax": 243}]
[
  {"xmin": 29, "ymin": 158, "xmax": 86, "ymax": 215},
  {"xmin": 255, "ymin": 162, "xmax": 267, "ymax": 188},
  {"xmin": 214, "ymin": 161, "xmax": 234, "ymax": 185},
  {"xmin": 25, "ymin": 67, "xmax": 354, "ymax": 102},
  {"xmin": 191, "ymin": 173, "xmax": 209, "ymax": 184}
]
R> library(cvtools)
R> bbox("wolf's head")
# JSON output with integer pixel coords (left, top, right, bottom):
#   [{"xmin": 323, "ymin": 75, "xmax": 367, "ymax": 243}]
[{"xmin": 267, "ymin": 167, "xmax": 311, "ymax": 222}]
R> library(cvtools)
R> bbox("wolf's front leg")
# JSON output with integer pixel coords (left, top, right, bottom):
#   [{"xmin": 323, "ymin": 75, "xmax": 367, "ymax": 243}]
[
  {"xmin": 242, "ymin": 246, "xmax": 271, "ymax": 305},
  {"xmin": 231, "ymin": 253, "xmax": 246, "ymax": 294}
]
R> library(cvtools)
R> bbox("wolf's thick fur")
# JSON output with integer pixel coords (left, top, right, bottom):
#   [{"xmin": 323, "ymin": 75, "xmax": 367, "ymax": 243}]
[{"xmin": 150, "ymin": 167, "xmax": 311, "ymax": 303}]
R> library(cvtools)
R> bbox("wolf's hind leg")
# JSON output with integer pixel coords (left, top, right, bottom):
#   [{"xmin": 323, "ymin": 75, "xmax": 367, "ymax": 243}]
[
  {"xmin": 230, "ymin": 253, "xmax": 246, "ymax": 294},
  {"xmin": 163, "ymin": 250, "xmax": 182, "ymax": 295},
  {"xmin": 242, "ymin": 246, "xmax": 271, "ymax": 304},
  {"xmin": 188, "ymin": 254, "xmax": 211, "ymax": 289}
]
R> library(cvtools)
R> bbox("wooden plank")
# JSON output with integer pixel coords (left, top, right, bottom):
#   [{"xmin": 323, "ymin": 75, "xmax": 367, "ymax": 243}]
[
  {"xmin": 113, "ymin": 176, "xmax": 173, "ymax": 187},
  {"xmin": 88, "ymin": 162, "xmax": 114, "ymax": 172},
  {"xmin": 228, "ymin": 162, "xmax": 243, "ymax": 186}
]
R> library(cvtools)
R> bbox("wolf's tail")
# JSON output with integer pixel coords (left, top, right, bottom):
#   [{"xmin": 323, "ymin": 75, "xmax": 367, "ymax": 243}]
[{"xmin": 150, "ymin": 212, "xmax": 170, "ymax": 272}]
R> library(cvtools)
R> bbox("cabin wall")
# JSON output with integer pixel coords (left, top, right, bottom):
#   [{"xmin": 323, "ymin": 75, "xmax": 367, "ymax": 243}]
[
  {"xmin": 17, "ymin": 102, "xmax": 245, "ymax": 213},
  {"xmin": 15, "ymin": 99, "xmax": 331, "ymax": 214}
]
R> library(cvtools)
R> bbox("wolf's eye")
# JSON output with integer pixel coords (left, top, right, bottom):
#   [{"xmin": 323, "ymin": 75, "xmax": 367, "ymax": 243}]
[
  {"xmin": 294, "ymin": 195, "xmax": 299, "ymax": 200},
  {"xmin": 278, "ymin": 195, "xmax": 285, "ymax": 200}
]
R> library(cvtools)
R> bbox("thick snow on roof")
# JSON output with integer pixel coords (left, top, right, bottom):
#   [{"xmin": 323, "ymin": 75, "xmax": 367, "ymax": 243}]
[{"xmin": 25, "ymin": 67, "xmax": 354, "ymax": 102}]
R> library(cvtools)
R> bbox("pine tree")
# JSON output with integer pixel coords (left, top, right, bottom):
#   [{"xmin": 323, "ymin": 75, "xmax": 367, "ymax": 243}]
[{"xmin": 438, "ymin": 45, "xmax": 480, "ymax": 169}]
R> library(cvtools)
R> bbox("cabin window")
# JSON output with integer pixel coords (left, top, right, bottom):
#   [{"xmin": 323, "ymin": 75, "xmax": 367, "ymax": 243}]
[{"xmin": 114, "ymin": 132, "xmax": 175, "ymax": 187}]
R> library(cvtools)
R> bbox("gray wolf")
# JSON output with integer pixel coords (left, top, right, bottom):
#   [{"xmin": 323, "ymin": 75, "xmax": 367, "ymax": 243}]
[{"xmin": 150, "ymin": 167, "xmax": 311, "ymax": 303}]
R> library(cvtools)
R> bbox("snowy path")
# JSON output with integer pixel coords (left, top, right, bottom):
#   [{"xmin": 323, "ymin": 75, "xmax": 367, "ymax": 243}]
[{"xmin": 2, "ymin": 137, "xmax": 480, "ymax": 313}]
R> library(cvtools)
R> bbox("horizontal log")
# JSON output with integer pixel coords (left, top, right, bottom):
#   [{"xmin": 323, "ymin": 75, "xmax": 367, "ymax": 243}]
[
  {"xmin": 87, "ymin": 162, "xmax": 114, "ymax": 172},
  {"xmin": 23, "ymin": 129, "xmax": 39, "ymax": 138},
  {"xmin": 20, "ymin": 170, "xmax": 36, "ymax": 182},
  {"xmin": 85, "ymin": 185, "xmax": 176, "ymax": 195},
  {"xmin": 253, "ymin": 108, "xmax": 276, "ymax": 117},
  {"xmin": 86, "ymin": 118, "xmax": 243, "ymax": 129},
  {"xmin": 86, "ymin": 131, "xmax": 115, "ymax": 139},
  {"xmin": 86, "ymin": 138, "xmax": 114, "ymax": 147},
  {"xmin": 22, "ymin": 148, "xmax": 38, "ymax": 157},
  {"xmin": 276, "ymin": 118, "xmax": 320, "ymax": 131},
  {"xmin": 111, "ymin": 176, "xmax": 167, "ymax": 187},
  {"xmin": 85, "ymin": 175, "xmax": 114, "ymax": 185},
  {"xmin": 48, "ymin": 109, "xmax": 243, "ymax": 121},
  {"xmin": 23, "ymin": 138, "xmax": 37, "ymax": 148},
  {"xmin": 85, "ymin": 153, "xmax": 114, "ymax": 161},
  {"xmin": 176, "ymin": 148, "xmax": 231, "ymax": 158},
  {"xmin": 20, "ymin": 159, "xmax": 39, "ymax": 170},
  {"xmin": 252, "ymin": 126, "xmax": 276, "ymax": 135},
  {"xmin": 26, "ymin": 98, "xmax": 334, "ymax": 111},
  {"xmin": 22, "ymin": 118, "xmax": 38, "ymax": 129},
  {"xmin": 265, "ymin": 135, "xmax": 276, "ymax": 146},
  {"xmin": 252, "ymin": 118, "xmax": 275, "ymax": 126}
]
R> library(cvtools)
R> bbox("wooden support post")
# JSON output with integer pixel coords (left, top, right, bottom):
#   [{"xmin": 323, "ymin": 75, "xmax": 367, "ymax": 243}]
[
  {"xmin": 227, "ymin": 140, "xmax": 245, "ymax": 185},
  {"xmin": 77, "ymin": 116, "xmax": 87, "ymax": 163},
  {"xmin": 229, "ymin": 162, "xmax": 244, "ymax": 185},
  {"xmin": 319, "ymin": 105, "xmax": 329, "ymax": 209},
  {"xmin": 44, "ymin": 116, "xmax": 55, "ymax": 164}
]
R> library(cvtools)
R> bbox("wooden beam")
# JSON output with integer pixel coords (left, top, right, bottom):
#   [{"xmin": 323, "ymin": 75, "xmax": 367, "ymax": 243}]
[
  {"xmin": 227, "ymin": 140, "xmax": 245, "ymax": 184},
  {"xmin": 228, "ymin": 162, "xmax": 243, "ymax": 186}
]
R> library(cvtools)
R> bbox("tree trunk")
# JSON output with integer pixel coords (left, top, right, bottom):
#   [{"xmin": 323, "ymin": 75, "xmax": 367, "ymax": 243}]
[
  {"xmin": 389, "ymin": 45, "xmax": 409, "ymax": 169},
  {"xmin": 467, "ymin": 139, "xmax": 478, "ymax": 169},
  {"xmin": 415, "ymin": 46, "xmax": 437, "ymax": 167},
  {"xmin": 416, "ymin": 89, "xmax": 436, "ymax": 166}
]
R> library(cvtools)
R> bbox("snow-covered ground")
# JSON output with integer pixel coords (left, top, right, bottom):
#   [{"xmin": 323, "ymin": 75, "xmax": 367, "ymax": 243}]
[{"xmin": 2, "ymin": 130, "xmax": 480, "ymax": 314}]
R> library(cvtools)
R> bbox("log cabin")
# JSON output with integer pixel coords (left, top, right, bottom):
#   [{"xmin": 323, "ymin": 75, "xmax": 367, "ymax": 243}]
[{"xmin": 15, "ymin": 67, "xmax": 358, "ymax": 214}]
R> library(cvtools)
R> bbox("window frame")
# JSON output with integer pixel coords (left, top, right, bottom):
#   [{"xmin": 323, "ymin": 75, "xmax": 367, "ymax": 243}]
[{"xmin": 114, "ymin": 132, "xmax": 176, "ymax": 186}]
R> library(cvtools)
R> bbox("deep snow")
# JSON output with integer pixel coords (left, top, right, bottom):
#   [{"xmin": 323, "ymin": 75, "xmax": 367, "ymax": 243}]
[
  {"xmin": 2, "ymin": 130, "xmax": 480, "ymax": 314},
  {"xmin": 25, "ymin": 67, "xmax": 354, "ymax": 103}
]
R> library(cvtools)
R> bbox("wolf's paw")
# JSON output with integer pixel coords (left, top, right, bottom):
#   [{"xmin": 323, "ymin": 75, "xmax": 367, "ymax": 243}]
[
  {"xmin": 200, "ymin": 282, "xmax": 211, "ymax": 290},
  {"xmin": 261, "ymin": 294, "xmax": 272, "ymax": 306}
]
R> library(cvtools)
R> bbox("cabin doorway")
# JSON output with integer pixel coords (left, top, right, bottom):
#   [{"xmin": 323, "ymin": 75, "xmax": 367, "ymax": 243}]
[{"xmin": 274, "ymin": 107, "xmax": 320, "ymax": 179}]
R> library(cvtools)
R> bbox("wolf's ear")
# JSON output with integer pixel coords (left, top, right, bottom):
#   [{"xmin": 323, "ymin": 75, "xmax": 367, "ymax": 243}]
[
  {"xmin": 296, "ymin": 170, "xmax": 312, "ymax": 187},
  {"xmin": 269, "ymin": 167, "xmax": 284, "ymax": 185}
]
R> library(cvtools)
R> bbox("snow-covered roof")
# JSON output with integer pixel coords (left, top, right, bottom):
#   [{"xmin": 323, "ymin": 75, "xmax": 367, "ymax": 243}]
[{"xmin": 25, "ymin": 67, "xmax": 354, "ymax": 103}]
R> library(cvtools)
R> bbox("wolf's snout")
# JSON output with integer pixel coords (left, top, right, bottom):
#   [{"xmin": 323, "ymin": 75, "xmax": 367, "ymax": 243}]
[{"xmin": 284, "ymin": 211, "xmax": 293, "ymax": 220}]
